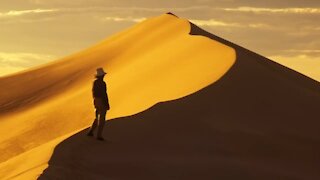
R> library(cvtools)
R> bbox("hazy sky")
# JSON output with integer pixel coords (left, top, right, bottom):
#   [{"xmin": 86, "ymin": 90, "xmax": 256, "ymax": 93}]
[{"xmin": 0, "ymin": 0, "xmax": 319, "ymax": 80}]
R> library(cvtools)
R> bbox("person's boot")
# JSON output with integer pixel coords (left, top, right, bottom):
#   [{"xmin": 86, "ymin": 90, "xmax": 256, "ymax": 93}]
[{"xmin": 97, "ymin": 119, "xmax": 105, "ymax": 141}]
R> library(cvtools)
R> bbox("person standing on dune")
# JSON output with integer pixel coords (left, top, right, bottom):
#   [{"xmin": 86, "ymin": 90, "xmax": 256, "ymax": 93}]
[{"xmin": 87, "ymin": 67, "xmax": 110, "ymax": 141}]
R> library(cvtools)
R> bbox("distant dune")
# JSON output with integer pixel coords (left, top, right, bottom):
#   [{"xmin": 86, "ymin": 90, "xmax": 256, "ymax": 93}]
[{"xmin": 1, "ymin": 13, "xmax": 320, "ymax": 179}]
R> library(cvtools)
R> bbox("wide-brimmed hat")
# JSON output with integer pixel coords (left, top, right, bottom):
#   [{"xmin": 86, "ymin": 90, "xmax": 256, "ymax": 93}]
[{"xmin": 95, "ymin": 67, "xmax": 107, "ymax": 77}]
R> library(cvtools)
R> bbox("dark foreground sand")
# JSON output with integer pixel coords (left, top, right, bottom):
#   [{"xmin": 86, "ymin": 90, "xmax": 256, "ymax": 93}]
[{"xmin": 39, "ymin": 16, "xmax": 320, "ymax": 180}]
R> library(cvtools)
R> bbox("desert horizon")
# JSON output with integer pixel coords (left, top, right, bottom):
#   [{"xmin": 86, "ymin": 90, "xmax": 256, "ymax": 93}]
[{"xmin": 0, "ymin": 10, "xmax": 320, "ymax": 180}]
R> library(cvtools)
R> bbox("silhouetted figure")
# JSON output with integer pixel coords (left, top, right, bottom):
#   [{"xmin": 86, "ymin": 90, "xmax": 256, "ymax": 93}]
[{"xmin": 87, "ymin": 67, "xmax": 110, "ymax": 141}]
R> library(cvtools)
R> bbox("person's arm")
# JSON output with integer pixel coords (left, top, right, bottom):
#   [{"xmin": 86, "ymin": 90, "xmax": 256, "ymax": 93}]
[
  {"xmin": 104, "ymin": 82, "xmax": 110, "ymax": 110},
  {"xmin": 92, "ymin": 81, "xmax": 97, "ymax": 98}
]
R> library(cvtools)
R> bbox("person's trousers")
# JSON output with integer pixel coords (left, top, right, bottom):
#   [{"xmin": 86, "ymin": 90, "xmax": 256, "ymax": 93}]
[{"xmin": 89, "ymin": 108, "xmax": 107, "ymax": 137}]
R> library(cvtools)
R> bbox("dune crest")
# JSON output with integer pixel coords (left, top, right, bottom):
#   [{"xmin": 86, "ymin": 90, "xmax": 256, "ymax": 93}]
[{"xmin": 0, "ymin": 14, "xmax": 235, "ymax": 179}]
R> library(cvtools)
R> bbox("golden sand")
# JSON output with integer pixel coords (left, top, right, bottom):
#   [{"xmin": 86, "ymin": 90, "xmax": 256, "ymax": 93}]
[{"xmin": 0, "ymin": 14, "xmax": 235, "ymax": 179}]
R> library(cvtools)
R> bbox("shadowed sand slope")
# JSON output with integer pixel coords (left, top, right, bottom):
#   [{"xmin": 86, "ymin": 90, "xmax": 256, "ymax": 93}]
[
  {"xmin": 0, "ymin": 14, "xmax": 236, "ymax": 179},
  {"xmin": 39, "ymin": 16, "xmax": 320, "ymax": 179}
]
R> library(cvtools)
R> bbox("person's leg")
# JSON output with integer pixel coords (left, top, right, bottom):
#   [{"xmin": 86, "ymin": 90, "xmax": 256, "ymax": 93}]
[
  {"xmin": 97, "ymin": 109, "xmax": 107, "ymax": 140},
  {"xmin": 87, "ymin": 110, "xmax": 99, "ymax": 136}
]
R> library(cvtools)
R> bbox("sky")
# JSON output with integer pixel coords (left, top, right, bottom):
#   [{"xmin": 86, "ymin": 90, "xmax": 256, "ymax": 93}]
[{"xmin": 0, "ymin": 0, "xmax": 319, "ymax": 81}]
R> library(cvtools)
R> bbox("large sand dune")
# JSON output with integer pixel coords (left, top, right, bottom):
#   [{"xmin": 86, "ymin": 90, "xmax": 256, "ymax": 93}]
[
  {"xmin": 0, "ymin": 13, "xmax": 235, "ymax": 179},
  {"xmin": 39, "ymin": 20, "xmax": 320, "ymax": 179},
  {"xmin": 1, "ymin": 13, "xmax": 319, "ymax": 179}
]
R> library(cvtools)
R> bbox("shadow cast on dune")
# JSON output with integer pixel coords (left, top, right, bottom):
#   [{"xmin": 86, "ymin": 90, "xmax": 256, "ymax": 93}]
[{"xmin": 39, "ymin": 18, "xmax": 320, "ymax": 179}]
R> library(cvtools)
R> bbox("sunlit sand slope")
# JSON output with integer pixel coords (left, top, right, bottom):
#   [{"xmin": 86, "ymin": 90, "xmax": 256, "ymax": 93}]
[
  {"xmin": 0, "ymin": 14, "xmax": 235, "ymax": 179},
  {"xmin": 39, "ymin": 21, "xmax": 320, "ymax": 180}
]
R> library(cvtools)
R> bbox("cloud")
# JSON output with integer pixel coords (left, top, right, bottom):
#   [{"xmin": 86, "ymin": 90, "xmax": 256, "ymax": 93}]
[
  {"xmin": 0, "ymin": 8, "xmax": 59, "ymax": 23},
  {"xmin": 0, "ymin": 52, "xmax": 55, "ymax": 76},
  {"xmin": 0, "ymin": 9, "xmax": 58, "ymax": 18},
  {"xmin": 222, "ymin": 7, "xmax": 320, "ymax": 14},
  {"xmin": 102, "ymin": 16, "xmax": 147, "ymax": 23},
  {"xmin": 0, "ymin": 7, "xmax": 161, "ymax": 23},
  {"xmin": 190, "ymin": 19, "xmax": 241, "ymax": 27},
  {"xmin": 190, "ymin": 19, "xmax": 272, "ymax": 29},
  {"xmin": 281, "ymin": 49, "xmax": 320, "ymax": 57},
  {"xmin": 283, "ymin": 49, "xmax": 320, "ymax": 53}
]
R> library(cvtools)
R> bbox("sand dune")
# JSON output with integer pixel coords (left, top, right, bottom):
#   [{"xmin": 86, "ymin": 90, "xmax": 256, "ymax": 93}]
[
  {"xmin": 1, "ymin": 12, "xmax": 319, "ymax": 179},
  {"xmin": 39, "ymin": 21, "xmax": 320, "ymax": 179},
  {"xmin": 0, "ymin": 13, "xmax": 235, "ymax": 179}
]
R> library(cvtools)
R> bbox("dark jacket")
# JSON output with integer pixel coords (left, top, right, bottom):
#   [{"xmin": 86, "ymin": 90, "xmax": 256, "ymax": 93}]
[{"xmin": 92, "ymin": 79, "xmax": 110, "ymax": 109}]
